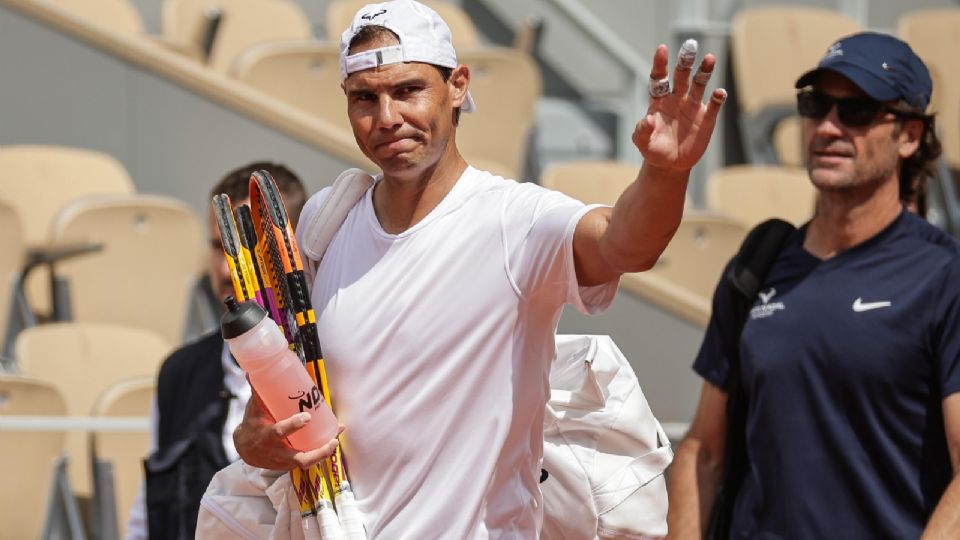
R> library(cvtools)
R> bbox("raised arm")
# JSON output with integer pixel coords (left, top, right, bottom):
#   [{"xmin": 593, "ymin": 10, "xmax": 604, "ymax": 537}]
[{"xmin": 574, "ymin": 42, "xmax": 727, "ymax": 287}]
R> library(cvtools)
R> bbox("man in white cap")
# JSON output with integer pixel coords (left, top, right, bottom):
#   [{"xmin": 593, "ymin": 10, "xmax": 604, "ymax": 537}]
[{"xmin": 230, "ymin": 0, "xmax": 726, "ymax": 536}]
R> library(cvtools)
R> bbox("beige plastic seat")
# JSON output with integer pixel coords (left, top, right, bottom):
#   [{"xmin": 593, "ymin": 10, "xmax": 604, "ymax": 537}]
[
  {"xmin": 731, "ymin": 6, "xmax": 860, "ymax": 166},
  {"xmin": 0, "ymin": 374, "xmax": 69, "ymax": 539},
  {"xmin": 232, "ymin": 40, "xmax": 352, "ymax": 133},
  {"xmin": 620, "ymin": 212, "xmax": 749, "ymax": 328},
  {"xmin": 37, "ymin": 0, "xmax": 145, "ymax": 35},
  {"xmin": 456, "ymin": 46, "xmax": 542, "ymax": 179},
  {"xmin": 91, "ymin": 375, "xmax": 155, "ymax": 538},
  {"xmin": 540, "ymin": 160, "xmax": 692, "ymax": 208},
  {"xmin": 15, "ymin": 323, "xmax": 169, "ymax": 498},
  {"xmin": 161, "ymin": 0, "xmax": 313, "ymax": 73},
  {"xmin": 49, "ymin": 194, "xmax": 204, "ymax": 345},
  {"xmin": 706, "ymin": 165, "xmax": 816, "ymax": 228},
  {"xmin": 326, "ymin": 0, "xmax": 479, "ymax": 45},
  {"xmin": 898, "ymin": 9, "xmax": 960, "ymax": 171},
  {"xmin": 0, "ymin": 145, "xmax": 136, "ymax": 319},
  {"xmin": 0, "ymin": 203, "xmax": 23, "ymax": 357}
]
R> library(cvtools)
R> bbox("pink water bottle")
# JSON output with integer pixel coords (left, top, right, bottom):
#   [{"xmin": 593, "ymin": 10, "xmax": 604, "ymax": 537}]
[{"xmin": 221, "ymin": 297, "xmax": 339, "ymax": 451}]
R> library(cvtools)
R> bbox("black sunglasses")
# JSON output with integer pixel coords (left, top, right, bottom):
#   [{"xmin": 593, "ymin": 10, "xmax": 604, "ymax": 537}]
[{"xmin": 796, "ymin": 91, "xmax": 901, "ymax": 127}]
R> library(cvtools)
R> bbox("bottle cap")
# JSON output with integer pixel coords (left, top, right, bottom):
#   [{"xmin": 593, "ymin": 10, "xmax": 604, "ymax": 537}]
[{"xmin": 220, "ymin": 296, "xmax": 267, "ymax": 339}]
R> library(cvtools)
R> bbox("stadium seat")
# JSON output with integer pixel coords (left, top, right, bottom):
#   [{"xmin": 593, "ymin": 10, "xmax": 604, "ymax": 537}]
[
  {"xmin": 540, "ymin": 159, "xmax": 692, "ymax": 208},
  {"xmin": 620, "ymin": 212, "xmax": 749, "ymax": 328},
  {"xmin": 731, "ymin": 6, "xmax": 860, "ymax": 166},
  {"xmin": 705, "ymin": 165, "xmax": 816, "ymax": 228},
  {"xmin": 14, "ymin": 323, "xmax": 169, "ymax": 498},
  {"xmin": 161, "ymin": 0, "xmax": 313, "ymax": 72},
  {"xmin": 0, "ymin": 374, "xmax": 71, "ymax": 539},
  {"xmin": 326, "ymin": 0, "xmax": 479, "ymax": 45},
  {"xmin": 456, "ymin": 46, "xmax": 542, "ymax": 179},
  {"xmin": 48, "ymin": 194, "xmax": 204, "ymax": 346},
  {"xmin": 90, "ymin": 375, "xmax": 155, "ymax": 539}
]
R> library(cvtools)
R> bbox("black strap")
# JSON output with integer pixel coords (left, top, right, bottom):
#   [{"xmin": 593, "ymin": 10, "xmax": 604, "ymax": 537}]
[{"xmin": 708, "ymin": 218, "xmax": 795, "ymax": 540}]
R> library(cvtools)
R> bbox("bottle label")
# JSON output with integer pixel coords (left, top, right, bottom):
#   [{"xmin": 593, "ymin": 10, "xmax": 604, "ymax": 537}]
[{"xmin": 290, "ymin": 386, "xmax": 325, "ymax": 413}]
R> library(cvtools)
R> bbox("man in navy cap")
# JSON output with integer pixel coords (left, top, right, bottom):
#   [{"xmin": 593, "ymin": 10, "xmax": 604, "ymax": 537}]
[{"xmin": 667, "ymin": 32, "xmax": 960, "ymax": 539}]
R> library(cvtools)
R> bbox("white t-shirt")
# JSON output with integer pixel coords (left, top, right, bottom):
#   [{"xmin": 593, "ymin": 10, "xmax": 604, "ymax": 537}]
[{"xmin": 297, "ymin": 167, "xmax": 617, "ymax": 538}]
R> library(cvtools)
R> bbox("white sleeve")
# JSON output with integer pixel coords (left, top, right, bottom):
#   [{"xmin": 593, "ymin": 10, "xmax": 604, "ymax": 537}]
[{"xmin": 502, "ymin": 183, "xmax": 618, "ymax": 315}]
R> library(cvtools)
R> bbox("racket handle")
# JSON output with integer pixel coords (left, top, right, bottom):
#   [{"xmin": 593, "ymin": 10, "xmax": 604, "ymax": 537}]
[
  {"xmin": 311, "ymin": 505, "xmax": 346, "ymax": 540},
  {"xmin": 335, "ymin": 488, "xmax": 368, "ymax": 540}
]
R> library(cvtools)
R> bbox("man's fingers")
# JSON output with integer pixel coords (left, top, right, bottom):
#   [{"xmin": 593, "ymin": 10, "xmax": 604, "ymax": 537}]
[
  {"xmin": 688, "ymin": 54, "xmax": 716, "ymax": 103},
  {"xmin": 671, "ymin": 39, "xmax": 698, "ymax": 97},
  {"xmin": 293, "ymin": 438, "xmax": 340, "ymax": 469},
  {"xmin": 649, "ymin": 44, "xmax": 669, "ymax": 80},
  {"xmin": 274, "ymin": 411, "xmax": 312, "ymax": 438}
]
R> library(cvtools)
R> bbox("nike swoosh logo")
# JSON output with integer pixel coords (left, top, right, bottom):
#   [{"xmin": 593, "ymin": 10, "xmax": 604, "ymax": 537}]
[{"xmin": 852, "ymin": 297, "xmax": 892, "ymax": 312}]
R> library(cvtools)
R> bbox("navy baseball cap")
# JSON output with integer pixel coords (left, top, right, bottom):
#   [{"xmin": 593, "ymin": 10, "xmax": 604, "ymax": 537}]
[{"xmin": 795, "ymin": 32, "xmax": 932, "ymax": 112}]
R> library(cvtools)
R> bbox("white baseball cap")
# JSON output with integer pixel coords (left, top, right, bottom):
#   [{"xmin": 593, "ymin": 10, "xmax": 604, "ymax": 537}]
[{"xmin": 339, "ymin": 0, "xmax": 476, "ymax": 113}]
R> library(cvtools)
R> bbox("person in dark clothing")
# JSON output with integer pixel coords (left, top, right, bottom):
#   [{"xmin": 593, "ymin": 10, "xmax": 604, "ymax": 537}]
[{"xmin": 666, "ymin": 32, "xmax": 960, "ymax": 539}]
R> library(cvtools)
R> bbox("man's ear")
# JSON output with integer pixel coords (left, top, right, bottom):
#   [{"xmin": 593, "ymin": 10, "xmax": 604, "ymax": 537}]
[
  {"xmin": 448, "ymin": 64, "xmax": 470, "ymax": 108},
  {"xmin": 898, "ymin": 118, "xmax": 924, "ymax": 159}
]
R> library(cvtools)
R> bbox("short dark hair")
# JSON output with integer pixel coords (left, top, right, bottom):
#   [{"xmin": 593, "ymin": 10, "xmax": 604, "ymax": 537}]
[
  {"xmin": 210, "ymin": 161, "xmax": 308, "ymax": 224},
  {"xmin": 347, "ymin": 26, "xmax": 462, "ymax": 126}
]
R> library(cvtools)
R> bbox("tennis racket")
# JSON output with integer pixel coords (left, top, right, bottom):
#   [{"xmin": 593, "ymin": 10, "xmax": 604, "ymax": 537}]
[
  {"xmin": 213, "ymin": 193, "xmax": 343, "ymax": 540},
  {"xmin": 248, "ymin": 170, "xmax": 366, "ymax": 539}
]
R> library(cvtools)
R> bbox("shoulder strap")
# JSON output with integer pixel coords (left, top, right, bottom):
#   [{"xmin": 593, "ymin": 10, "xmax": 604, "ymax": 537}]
[
  {"xmin": 300, "ymin": 168, "xmax": 375, "ymax": 264},
  {"xmin": 299, "ymin": 168, "xmax": 374, "ymax": 284},
  {"xmin": 708, "ymin": 218, "xmax": 795, "ymax": 540}
]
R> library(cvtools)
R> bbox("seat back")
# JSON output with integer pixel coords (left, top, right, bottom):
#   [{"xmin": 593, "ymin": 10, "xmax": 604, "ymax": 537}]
[
  {"xmin": 0, "ymin": 203, "xmax": 23, "ymax": 354},
  {"xmin": 326, "ymin": 0, "xmax": 479, "ymax": 45},
  {"xmin": 44, "ymin": 0, "xmax": 145, "ymax": 35},
  {"xmin": 0, "ymin": 374, "xmax": 68, "ymax": 539},
  {"xmin": 162, "ymin": 0, "xmax": 313, "ymax": 73},
  {"xmin": 456, "ymin": 46, "xmax": 542, "ymax": 179},
  {"xmin": 706, "ymin": 165, "xmax": 816, "ymax": 228},
  {"xmin": 540, "ymin": 160, "xmax": 692, "ymax": 208},
  {"xmin": 50, "ymin": 194, "xmax": 204, "ymax": 345},
  {"xmin": 898, "ymin": 9, "xmax": 960, "ymax": 170},
  {"xmin": 91, "ymin": 375, "xmax": 155, "ymax": 537},
  {"xmin": 620, "ymin": 212, "xmax": 749, "ymax": 327},
  {"xmin": 231, "ymin": 40, "xmax": 352, "ymax": 133},
  {"xmin": 731, "ymin": 7, "xmax": 860, "ymax": 165},
  {"xmin": 0, "ymin": 145, "xmax": 135, "ymax": 247},
  {"xmin": 15, "ymin": 323, "xmax": 170, "ymax": 496}
]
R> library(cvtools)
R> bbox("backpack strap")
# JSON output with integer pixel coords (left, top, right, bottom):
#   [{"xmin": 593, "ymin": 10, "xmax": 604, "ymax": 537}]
[
  {"xmin": 708, "ymin": 218, "xmax": 795, "ymax": 540},
  {"xmin": 299, "ymin": 168, "xmax": 374, "ymax": 283}
]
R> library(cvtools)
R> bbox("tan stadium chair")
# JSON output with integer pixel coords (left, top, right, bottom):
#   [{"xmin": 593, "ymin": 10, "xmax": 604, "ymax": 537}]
[
  {"xmin": 0, "ymin": 203, "xmax": 23, "ymax": 362},
  {"xmin": 35, "ymin": 0, "xmax": 145, "ymax": 35},
  {"xmin": 706, "ymin": 165, "xmax": 816, "ymax": 228},
  {"xmin": 161, "ymin": 0, "xmax": 313, "ymax": 73},
  {"xmin": 620, "ymin": 212, "xmax": 749, "ymax": 328},
  {"xmin": 91, "ymin": 375, "xmax": 155, "ymax": 538},
  {"xmin": 48, "ymin": 194, "xmax": 204, "ymax": 346},
  {"xmin": 14, "ymin": 323, "xmax": 170, "ymax": 499},
  {"xmin": 231, "ymin": 40, "xmax": 352, "ymax": 134},
  {"xmin": 898, "ymin": 9, "xmax": 960, "ymax": 171},
  {"xmin": 456, "ymin": 46, "xmax": 542, "ymax": 180},
  {"xmin": 0, "ymin": 374, "xmax": 71, "ymax": 539},
  {"xmin": 0, "ymin": 145, "xmax": 135, "ymax": 326},
  {"xmin": 326, "ymin": 0, "xmax": 479, "ymax": 46},
  {"xmin": 731, "ymin": 6, "xmax": 860, "ymax": 166},
  {"xmin": 540, "ymin": 160, "xmax": 692, "ymax": 208}
]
